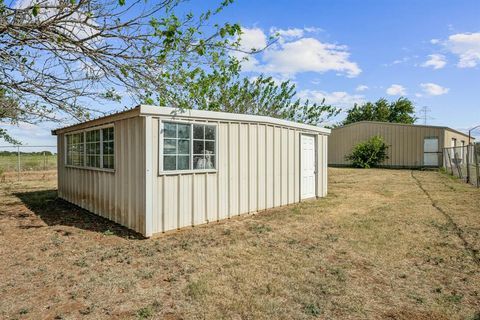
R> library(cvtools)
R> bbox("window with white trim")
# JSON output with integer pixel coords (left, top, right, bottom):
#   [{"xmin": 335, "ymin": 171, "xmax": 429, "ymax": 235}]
[
  {"xmin": 193, "ymin": 124, "xmax": 216, "ymax": 170},
  {"xmin": 65, "ymin": 126, "xmax": 114, "ymax": 170},
  {"xmin": 66, "ymin": 133, "xmax": 84, "ymax": 166},
  {"xmin": 162, "ymin": 122, "xmax": 216, "ymax": 171},
  {"xmin": 86, "ymin": 129, "xmax": 101, "ymax": 168},
  {"xmin": 102, "ymin": 127, "xmax": 115, "ymax": 169}
]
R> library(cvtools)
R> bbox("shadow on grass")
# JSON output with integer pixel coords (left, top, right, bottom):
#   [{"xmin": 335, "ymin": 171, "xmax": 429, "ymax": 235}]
[{"xmin": 14, "ymin": 190, "xmax": 144, "ymax": 240}]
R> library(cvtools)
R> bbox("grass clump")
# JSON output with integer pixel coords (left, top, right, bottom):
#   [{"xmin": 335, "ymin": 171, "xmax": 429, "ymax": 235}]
[
  {"xmin": 186, "ymin": 279, "xmax": 208, "ymax": 300},
  {"xmin": 303, "ymin": 303, "xmax": 321, "ymax": 316}
]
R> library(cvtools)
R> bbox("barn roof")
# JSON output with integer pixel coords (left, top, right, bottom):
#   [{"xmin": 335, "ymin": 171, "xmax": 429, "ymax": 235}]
[{"xmin": 333, "ymin": 121, "xmax": 472, "ymax": 140}]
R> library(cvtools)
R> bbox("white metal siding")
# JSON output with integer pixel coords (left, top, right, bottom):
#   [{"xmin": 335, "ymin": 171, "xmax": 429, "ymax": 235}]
[
  {"xmin": 151, "ymin": 118, "xmax": 328, "ymax": 235},
  {"xmin": 57, "ymin": 116, "xmax": 146, "ymax": 234}
]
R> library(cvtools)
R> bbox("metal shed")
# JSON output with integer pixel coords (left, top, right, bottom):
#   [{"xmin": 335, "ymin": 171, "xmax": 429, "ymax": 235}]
[
  {"xmin": 53, "ymin": 105, "xmax": 330, "ymax": 237},
  {"xmin": 328, "ymin": 121, "xmax": 472, "ymax": 168}
]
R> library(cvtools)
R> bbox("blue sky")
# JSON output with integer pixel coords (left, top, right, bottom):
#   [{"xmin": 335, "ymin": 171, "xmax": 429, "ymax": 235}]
[{"xmin": 2, "ymin": 0, "xmax": 480, "ymax": 147}]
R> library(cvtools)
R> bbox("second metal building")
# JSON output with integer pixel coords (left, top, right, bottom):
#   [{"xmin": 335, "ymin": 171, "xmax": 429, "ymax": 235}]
[{"xmin": 328, "ymin": 121, "xmax": 472, "ymax": 168}]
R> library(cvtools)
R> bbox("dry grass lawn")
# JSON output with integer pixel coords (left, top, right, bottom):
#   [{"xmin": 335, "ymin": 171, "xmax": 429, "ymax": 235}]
[{"xmin": 0, "ymin": 168, "xmax": 479, "ymax": 320}]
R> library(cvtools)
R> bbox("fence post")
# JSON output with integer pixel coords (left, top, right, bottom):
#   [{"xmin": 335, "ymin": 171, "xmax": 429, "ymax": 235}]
[
  {"xmin": 466, "ymin": 145, "xmax": 470, "ymax": 184},
  {"xmin": 17, "ymin": 146, "xmax": 20, "ymax": 181},
  {"xmin": 475, "ymin": 149, "xmax": 480, "ymax": 188},
  {"xmin": 447, "ymin": 148, "xmax": 454, "ymax": 175}
]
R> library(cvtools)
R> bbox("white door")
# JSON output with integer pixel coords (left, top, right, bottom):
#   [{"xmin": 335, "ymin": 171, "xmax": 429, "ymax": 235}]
[
  {"xmin": 301, "ymin": 135, "xmax": 316, "ymax": 199},
  {"xmin": 423, "ymin": 137, "xmax": 439, "ymax": 166}
]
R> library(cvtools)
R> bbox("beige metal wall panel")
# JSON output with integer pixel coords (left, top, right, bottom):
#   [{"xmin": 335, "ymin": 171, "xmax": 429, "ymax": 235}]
[
  {"xmin": 57, "ymin": 116, "xmax": 146, "ymax": 235},
  {"xmin": 288, "ymin": 129, "xmax": 295, "ymax": 204},
  {"xmin": 151, "ymin": 117, "xmax": 329, "ymax": 235},
  {"xmin": 256, "ymin": 124, "xmax": 266, "ymax": 211},
  {"xmin": 265, "ymin": 126, "xmax": 274, "ymax": 209},
  {"xmin": 239, "ymin": 123, "xmax": 249, "ymax": 215},
  {"xmin": 248, "ymin": 124, "xmax": 258, "ymax": 213},
  {"xmin": 206, "ymin": 173, "xmax": 217, "ymax": 221},
  {"xmin": 328, "ymin": 121, "xmax": 454, "ymax": 168},
  {"xmin": 217, "ymin": 123, "xmax": 229, "ymax": 220},
  {"xmin": 316, "ymin": 135, "xmax": 328, "ymax": 197},
  {"xmin": 229, "ymin": 123, "xmax": 240, "ymax": 217},
  {"xmin": 281, "ymin": 128, "xmax": 288, "ymax": 205},
  {"xmin": 294, "ymin": 131, "xmax": 300, "ymax": 201}
]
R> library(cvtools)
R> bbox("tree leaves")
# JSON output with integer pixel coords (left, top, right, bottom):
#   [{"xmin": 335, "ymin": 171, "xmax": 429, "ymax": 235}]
[
  {"xmin": 32, "ymin": 4, "xmax": 40, "ymax": 16},
  {"xmin": 343, "ymin": 97, "xmax": 416, "ymax": 125}
]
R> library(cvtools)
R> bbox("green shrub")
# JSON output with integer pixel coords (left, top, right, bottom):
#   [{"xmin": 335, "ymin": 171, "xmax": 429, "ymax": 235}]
[{"xmin": 346, "ymin": 136, "xmax": 389, "ymax": 168}]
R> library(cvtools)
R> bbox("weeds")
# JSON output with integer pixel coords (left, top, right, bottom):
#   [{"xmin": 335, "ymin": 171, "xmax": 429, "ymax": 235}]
[
  {"xmin": 103, "ymin": 229, "xmax": 115, "ymax": 236},
  {"xmin": 73, "ymin": 257, "xmax": 88, "ymax": 268},
  {"xmin": 304, "ymin": 303, "xmax": 321, "ymax": 316},
  {"xmin": 186, "ymin": 279, "xmax": 208, "ymax": 300},
  {"xmin": 249, "ymin": 223, "xmax": 272, "ymax": 234}
]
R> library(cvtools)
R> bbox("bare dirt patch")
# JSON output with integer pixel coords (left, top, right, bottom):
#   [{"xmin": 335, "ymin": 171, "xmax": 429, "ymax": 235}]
[{"xmin": 0, "ymin": 169, "xmax": 479, "ymax": 319}]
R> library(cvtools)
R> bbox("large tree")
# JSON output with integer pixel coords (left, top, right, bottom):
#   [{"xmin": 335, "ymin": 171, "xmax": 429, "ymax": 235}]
[
  {"xmin": 150, "ymin": 55, "xmax": 340, "ymax": 126},
  {"xmin": 0, "ymin": 0, "xmax": 339, "ymax": 143},
  {"xmin": 342, "ymin": 97, "xmax": 416, "ymax": 125}
]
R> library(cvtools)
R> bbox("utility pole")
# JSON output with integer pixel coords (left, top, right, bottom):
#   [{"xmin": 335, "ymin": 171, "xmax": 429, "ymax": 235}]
[{"xmin": 418, "ymin": 106, "xmax": 432, "ymax": 125}]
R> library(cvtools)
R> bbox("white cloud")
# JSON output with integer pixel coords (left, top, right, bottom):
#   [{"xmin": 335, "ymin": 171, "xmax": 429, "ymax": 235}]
[
  {"xmin": 444, "ymin": 32, "xmax": 480, "ymax": 68},
  {"xmin": 263, "ymin": 38, "xmax": 361, "ymax": 77},
  {"xmin": 234, "ymin": 27, "xmax": 268, "ymax": 71},
  {"xmin": 270, "ymin": 27, "xmax": 305, "ymax": 39},
  {"xmin": 355, "ymin": 85, "xmax": 369, "ymax": 92},
  {"xmin": 430, "ymin": 39, "xmax": 440, "ymax": 44},
  {"xmin": 420, "ymin": 83, "xmax": 449, "ymax": 96},
  {"xmin": 386, "ymin": 84, "xmax": 407, "ymax": 96},
  {"xmin": 421, "ymin": 54, "xmax": 447, "ymax": 69},
  {"xmin": 237, "ymin": 27, "xmax": 361, "ymax": 78},
  {"xmin": 239, "ymin": 27, "xmax": 268, "ymax": 51},
  {"xmin": 14, "ymin": 0, "xmax": 97, "ymax": 43},
  {"xmin": 298, "ymin": 89, "xmax": 365, "ymax": 107}
]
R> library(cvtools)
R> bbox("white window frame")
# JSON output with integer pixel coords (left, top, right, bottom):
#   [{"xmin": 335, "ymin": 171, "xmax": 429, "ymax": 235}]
[
  {"xmin": 64, "ymin": 123, "xmax": 115, "ymax": 172},
  {"xmin": 159, "ymin": 120, "xmax": 218, "ymax": 175}
]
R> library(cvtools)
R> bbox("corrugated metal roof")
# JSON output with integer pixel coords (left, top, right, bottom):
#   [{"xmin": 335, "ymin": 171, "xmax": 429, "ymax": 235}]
[{"xmin": 52, "ymin": 105, "xmax": 331, "ymax": 135}]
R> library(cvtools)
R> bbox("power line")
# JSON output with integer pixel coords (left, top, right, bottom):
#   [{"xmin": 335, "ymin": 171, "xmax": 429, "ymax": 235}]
[{"xmin": 418, "ymin": 106, "xmax": 434, "ymax": 125}]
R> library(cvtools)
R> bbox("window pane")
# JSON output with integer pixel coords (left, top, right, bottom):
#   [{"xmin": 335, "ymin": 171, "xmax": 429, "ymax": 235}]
[
  {"xmin": 164, "ymin": 123, "xmax": 177, "ymax": 138},
  {"xmin": 103, "ymin": 141, "xmax": 114, "ymax": 155},
  {"xmin": 193, "ymin": 155, "xmax": 205, "ymax": 169},
  {"xmin": 164, "ymin": 139, "xmax": 177, "ymax": 154},
  {"xmin": 103, "ymin": 155, "xmax": 114, "ymax": 169},
  {"xmin": 178, "ymin": 139, "xmax": 190, "ymax": 155},
  {"xmin": 103, "ymin": 127, "xmax": 114, "ymax": 141},
  {"xmin": 193, "ymin": 125, "xmax": 204, "ymax": 139},
  {"xmin": 205, "ymin": 141, "xmax": 215, "ymax": 154},
  {"xmin": 193, "ymin": 140, "xmax": 204, "ymax": 154},
  {"xmin": 206, "ymin": 155, "xmax": 215, "ymax": 169},
  {"xmin": 164, "ymin": 156, "xmax": 176, "ymax": 170},
  {"xmin": 177, "ymin": 124, "xmax": 190, "ymax": 139},
  {"xmin": 205, "ymin": 125, "xmax": 215, "ymax": 140},
  {"xmin": 177, "ymin": 156, "xmax": 190, "ymax": 170}
]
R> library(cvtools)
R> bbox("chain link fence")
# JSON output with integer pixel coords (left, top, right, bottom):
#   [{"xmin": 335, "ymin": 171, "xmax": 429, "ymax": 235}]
[
  {"xmin": 0, "ymin": 145, "xmax": 57, "ymax": 181},
  {"xmin": 443, "ymin": 144, "xmax": 480, "ymax": 187}
]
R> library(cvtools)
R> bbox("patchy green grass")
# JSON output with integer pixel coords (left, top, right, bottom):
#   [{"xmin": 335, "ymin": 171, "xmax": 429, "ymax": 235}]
[{"xmin": 0, "ymin": 168, "xmax": 479, "ymax": 319}]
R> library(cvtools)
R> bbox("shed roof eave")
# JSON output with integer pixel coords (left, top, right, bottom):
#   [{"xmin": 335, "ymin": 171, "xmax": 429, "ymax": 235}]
[{"xmin": 139, "ymin": 105, "xmax": 331, "ymax": 134}]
